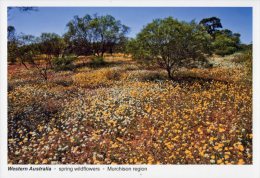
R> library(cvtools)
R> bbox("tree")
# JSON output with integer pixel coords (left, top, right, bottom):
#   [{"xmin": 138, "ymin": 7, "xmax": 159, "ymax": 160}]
[
  {"xmin": 199, "ymin": 17, "xmax": 241, "ymax": 56},
  {"xmin": 65, "ymin": 15, "xmax": 94, "ymax": 56},
  {"xmin": 212, "ymin": 29, "xmax": 241, "ymax": 56},
  {"xmin": 8, "ymin": 26, "xmax": 16, "ymax": 41},
  {"xmin": 8, "ymin": 26, "xmax": 18, "ymax": 64},
  {"xmin": 126, "ymin": 38, "xmax": 151, "ymax": 60},
  {"xmin": 7, "ymin": 7, "xmax": 38, "ymax": 63},
  {"xmin": 16, "ymin": 33, "xmax": 64, "ymax": 81},
  {"xmin": 114, "ymin": 36, "xmax": 129, "ymax": 54},
  {"xmin": 199, "ymin": 17, "xmax": 222, "ymax": 39},
  {"xmin": 8, "ymin": 7, "xmax": 38, "ymax": 20},
  {"xmin": 16, "ymin": 34, "xmax": 39, "ymax": 69},
  {"xmin": 65, "ymin": 14, "xmax": 129, "ymax": 57},
  {"xmin": 8, "ymin": 7, "xmax": 38, "ymax": 12},
  {"xmin": 130, "ymin": 17, "xmax": 212, "ymax": 79},
  {"xmin": 39, "ymin": 33, "xmax": 65, "ymax": 58},
  {"xmin": 10, "ymin": 32, "xmax": 67, "ymax": 81},
  {"xmin": 90, "ymin": 14, "xmax": 129, "ymax": 56}
]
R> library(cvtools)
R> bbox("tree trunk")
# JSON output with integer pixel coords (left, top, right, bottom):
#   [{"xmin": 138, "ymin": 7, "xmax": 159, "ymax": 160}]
[
  {"xmin": 109, "ymin": 47, "xmax": 113, "ymax": 56},
  {"xmin": 21, "ymin": 61, "xmax": 29, "ymax": 70},
  {"xmin": 166, "ymin": 67, "xmax": 174, "ymax": 80}
]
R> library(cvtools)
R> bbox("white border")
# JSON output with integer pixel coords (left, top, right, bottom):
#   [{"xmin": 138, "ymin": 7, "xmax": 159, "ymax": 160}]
[{"xmin": 1, "ymin": 1, "xmax": 260, "ymax": 178}]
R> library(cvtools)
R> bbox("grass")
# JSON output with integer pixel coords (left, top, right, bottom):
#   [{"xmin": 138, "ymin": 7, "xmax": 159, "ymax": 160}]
[{"xmin": 8, "ymin": 53, "xmax": 252, "ymax": 165}]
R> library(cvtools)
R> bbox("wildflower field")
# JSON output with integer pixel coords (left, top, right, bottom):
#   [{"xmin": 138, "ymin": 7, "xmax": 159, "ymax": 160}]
[{"xmin": 8, "ymin": 53, "xmax": 252, "ymax": 165}]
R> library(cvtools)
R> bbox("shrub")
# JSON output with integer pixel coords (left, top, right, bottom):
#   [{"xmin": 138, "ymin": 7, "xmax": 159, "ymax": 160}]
[
  {"xmin": 212, "ymin": 30, "xmax": 241, "ymax": 56},
  {"xmin": 214, "ymin": 47, "xmax": 237, "ymax": 56},
  {"xmin": 90, "ymin": 56, "xmax": 106, "ymax": 67},
  {"xmin": 52, "ymin": 56, "xmax": 76, "ymax": 71}
]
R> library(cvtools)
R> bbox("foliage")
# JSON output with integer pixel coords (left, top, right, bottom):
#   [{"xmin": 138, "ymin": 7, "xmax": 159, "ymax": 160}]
[
  {"xmin": 52, "ymin": 56, "xmax": 77, "ymax": 71},
  {"xmin": 16, "ymin": 35, "xmax": 39, "ymax": 68},
  {"xmin": 129, "ymin": 17, "xmax": 212, "ymax": 79},
  {"xmin": 212, "ymin": 29, "xmax": 241, "ymax": 56},
  {"xmin": 199, "ymin": 17, "xmax": 242, "ymax": 56},
  {"xmin": 199, "ymin": 17, "xmax": 223, "ymax": 38},
  {"xmin": 126, "ymin": 38, "xmax": 153, "ymax": 60},
  {"xmin": 39, "ymin": 33, "xmax": 66, "ymax": 58},
  {"xmin": 8, "ymin": 26, "xmax": 18, "ymax": 64},
  {"xmin": 8, "ymin": 32, "xmax": 69, "ymax": 81},
  {"xmin": 90, "ymin": 56, "xmax": 106, "ymax": 67},
  {"xmin": 65, "ymin": 14, "xmax": 129, "ymax": 57},
  {"xmin": 8, "ymin": 7, "xmax": 38, "ymax": 19},
  {"xmin": 8, "ymin": 26, "xmax": 16, "ymax": 41},
  {"xmin": 8, "ymin": 7, "xmax": 38, "ymax": 13}
]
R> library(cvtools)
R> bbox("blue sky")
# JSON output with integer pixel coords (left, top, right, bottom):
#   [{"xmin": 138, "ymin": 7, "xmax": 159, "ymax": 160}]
[{"xmin": 8, "ymin": 7, "xmax": 252, "ymax": 44}]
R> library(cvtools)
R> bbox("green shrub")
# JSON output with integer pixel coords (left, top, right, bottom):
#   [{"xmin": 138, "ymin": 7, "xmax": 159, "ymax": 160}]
[
  {"xmin": 212, "ymin": 30, "xmax": 240, "ymax": 56},
  {"xmin": 52, "ymin": 56, "xmax": 76, "ymax": 71},
  {"xmin": 215, "ymin": 47, "xmax": 237, "ymax": 56},
  {"xmin": 90, "ymin": 56, "xmax": 106, "ymax": 67}
]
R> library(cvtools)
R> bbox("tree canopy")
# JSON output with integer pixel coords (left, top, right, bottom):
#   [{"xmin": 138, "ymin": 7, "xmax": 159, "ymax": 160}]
[
  {"xmin": 199, "ymin": 17, "xmax": 223, "ymax": 38},
  {"xmin": 65, "ymin": 14, "xmax": 129, "ymax": 56},
  {"xmin": 129, "ymin": 17, "xmax": 212, "ymax": 79},
  {"xmin": 212, "ymin": 29, "xmax": 241, "ymax": 56},
  {"xmin": 39, "ymin": 33, "xmax": 66, "ymax": 58}
]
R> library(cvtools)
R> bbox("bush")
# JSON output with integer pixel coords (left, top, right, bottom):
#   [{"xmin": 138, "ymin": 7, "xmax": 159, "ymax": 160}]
[
  {"xmin": 215, "ymin": 47, "xmax": 237, "ymax": 56},
  {"xmin": 90, "ymin": 56, "xmax": 106, "ymax": 67},
  {"xmin": 52, "ymin": 56, "xmax": 76, "ymax": 71},
  {"xmin": 212, "ymin": 30, "xmax": 240, "ymax": 56}
]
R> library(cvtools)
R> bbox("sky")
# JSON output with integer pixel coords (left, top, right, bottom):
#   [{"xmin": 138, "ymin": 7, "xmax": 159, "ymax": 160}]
[{"xmin": 8, "ymin": 7, "xmax": 252, "ymax": 44}]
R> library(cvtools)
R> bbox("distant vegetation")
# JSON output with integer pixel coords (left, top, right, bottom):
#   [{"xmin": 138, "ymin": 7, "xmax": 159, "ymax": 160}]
[{"xmin": 8, "ymin": 15, "xmax": 251, "ymax": 80}]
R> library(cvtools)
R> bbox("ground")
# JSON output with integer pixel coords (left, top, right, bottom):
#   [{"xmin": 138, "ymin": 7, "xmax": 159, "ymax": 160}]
[{"xmin": 8, "ymin": 53, "xmax": 252, "ymax": 164}]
